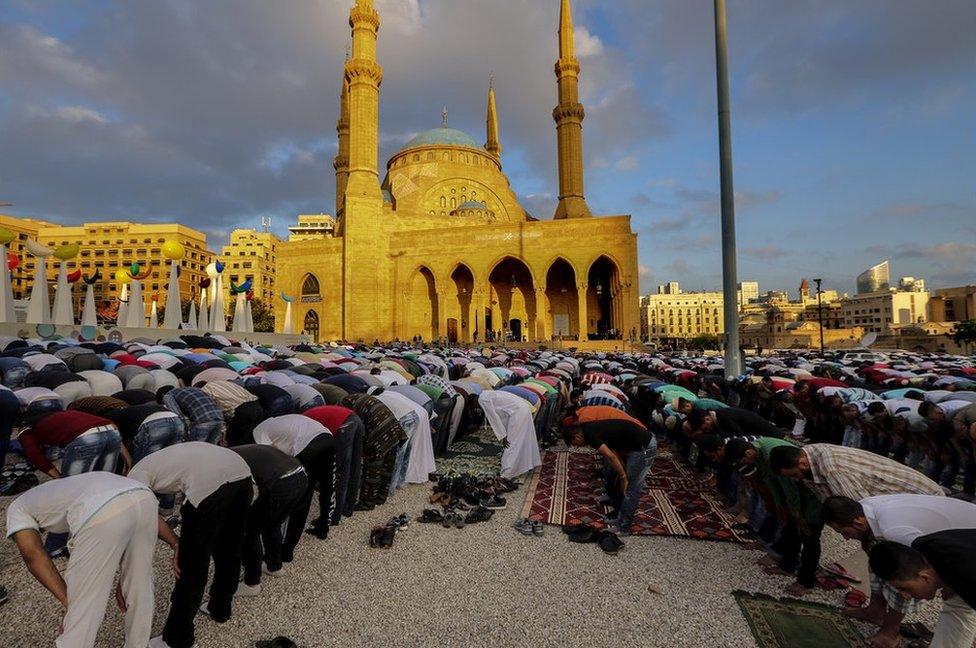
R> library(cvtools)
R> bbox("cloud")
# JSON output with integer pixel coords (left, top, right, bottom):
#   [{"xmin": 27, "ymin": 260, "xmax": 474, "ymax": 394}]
[
  {"xmin": 868, "ymin": 202, "xmax": 968, "ymax": 221},
  {"xmin": 638, "ymin": 264, "xmax": 652, "ymax": 278},
  {"xmin": 742, "ymin": 245, "xmax": 789, "ymax": 260},
  {"xmin": 614, "ymin": 156, "xmax": 638, "ymax": 171},
  {"xmin": 574, "ymin": 26, "xmax": 604, "ymax": 58},
  {"xmin": 646, "ymin": 217, "xmax": 688, "ymax": 232},
  {"xmin": 666, "ymin": 259, "xmax": 690, "ymax": 276},
  {"xmin": 52, "ymin": 105, "xmax": 109, "ymax": 125}
]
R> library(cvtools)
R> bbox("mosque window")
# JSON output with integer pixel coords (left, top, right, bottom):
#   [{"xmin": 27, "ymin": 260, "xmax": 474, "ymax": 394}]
[
  {"xmin": 301, "ymin": 273, "xmax": 320, "ymax": 296},
  {"xmin": 471, "ymin": 191, "xmax": 476, "ymax": 197},
  {"xmin": 429, "ymin": 210, "xmax": 435, "ymax": 215},
  {"xmin": 451, "ymin": 188, "xmax": 456, "ymax": 194},
  {"xmin": 451, "ymin": 198, "xmax": 457, "ymax": 209},
  {"xmin": 440, "ymin": 196, "xmax": 446, "ymax": 208},
  {"xmin": 413, "ymin": 154, "xmax": 420, "ymax": 162},
  {"xmin": 443, "ymin": 152, "xmax": 449, "ymax": 161},
  {"xmin": 427, "ymin": 152, "xmax": 434, "ymax": 160},
  {"xmin": 461, "ymin": 195, "xmax": 466, "ymax": 203}
]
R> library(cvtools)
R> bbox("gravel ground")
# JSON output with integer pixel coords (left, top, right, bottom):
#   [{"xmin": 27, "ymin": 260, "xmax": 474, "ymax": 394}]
[{"xmin": 0, "ymin": 479, "xmax": 946, "ymax": 648}]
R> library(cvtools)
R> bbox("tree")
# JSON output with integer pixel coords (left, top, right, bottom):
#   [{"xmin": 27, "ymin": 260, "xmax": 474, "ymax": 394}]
[
  {"xmin": 688, "ymin": 333, "xmax": 719, "ymax": 350},
  {"xmin": 952, "ymin": 319, "xmax": 976, "ymax": 353},
  {"xmin": 250, "ymin": 298, "xmax": 275, "ymax": 333}
]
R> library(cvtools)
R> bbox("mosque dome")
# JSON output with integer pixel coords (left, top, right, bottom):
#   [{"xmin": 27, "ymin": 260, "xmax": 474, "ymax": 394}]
[
  {"xmin": 400, "ymin": 127, "xmax": 481, "ymax": 153},
  {"xmin": 457, "ymin": 200, "xmax": 486, "ymax": 210}
]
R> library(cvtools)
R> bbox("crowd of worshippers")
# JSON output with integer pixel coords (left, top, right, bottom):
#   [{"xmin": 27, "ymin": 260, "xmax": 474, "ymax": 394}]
[
  {"xmin": 0, "ymin": 335, "xmax": 575, "ymax": 648},
  {"xmin": 602, "ymin": 351, "xmax": 976, "ymax": 648}
]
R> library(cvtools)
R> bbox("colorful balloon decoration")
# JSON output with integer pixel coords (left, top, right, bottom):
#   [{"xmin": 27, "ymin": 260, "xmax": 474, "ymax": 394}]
[
  {"xmin": 230, "ymin": 278, "xmax": 253, "ymax": 294},
  {"xmin": 54, "ymin": 243, "xmax": 80, "ymax": 260},
  {"xmin": 25, "ymin": 239, "xmax": 53, "ymax": 258},
  {"xmin": 0, "ymin": 228, "xmax": 14, "ymax": 245},
  {"xmin": 7, "ymin": 253, "xmax": 20, "ymax": 271},
  {"xmin": 161, "ymin": 240, "xmax": 185, "ymax": 260},
  {"xmin": 84, "ymin": 269, "xmax": 102, "ymax": 285},
  {"xmin": 66, "ymin": 270, "xmax": 82, "ymax": 283},
  {"xmin": 199, "ymin": 277, "xmax": 211, "ymax": 289},
  {"xmin": 115, "ymin": 268, "xmax": 132, "ymax": 285}
]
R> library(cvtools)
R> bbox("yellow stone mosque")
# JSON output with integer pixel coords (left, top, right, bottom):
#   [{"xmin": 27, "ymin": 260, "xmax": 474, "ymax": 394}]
[{"xmin": 275, "ymin": 0, "xmax": 639, "ymax": 344}]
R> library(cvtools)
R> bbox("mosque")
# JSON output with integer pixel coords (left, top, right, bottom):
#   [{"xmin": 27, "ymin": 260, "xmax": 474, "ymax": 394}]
[{"xmin": 275, "ymin": 0, "xmax": 639, "ymax": 344}]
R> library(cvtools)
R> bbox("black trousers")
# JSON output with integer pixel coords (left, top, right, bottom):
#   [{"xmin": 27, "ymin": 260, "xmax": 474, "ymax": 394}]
[
  {"xmin": 226, "ymin": 401, "xmax": 266, "ymax": 446},
  {"xmin": 163, "ymin": 478, "xmax": 252, "ymax": 648},
  {"xmin": 283, "ymin": 433, "xmax": 336, "ymax": 560},
  {"xmin": 243, "ymin": 471, "xmax": 307, "ymax": 586},
  {"xmin": 332, "ymin": 416, "xmax": 365, "ymax": 523},
  {"xmin": 776, "ymin": 521, "xmax": 824, "ymax": 588}
]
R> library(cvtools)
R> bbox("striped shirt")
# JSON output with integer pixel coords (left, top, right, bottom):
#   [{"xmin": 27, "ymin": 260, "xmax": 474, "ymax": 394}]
[
  {"xmin": 416, "ymin": 374, "xmax": 458, "ymax": 397},
  {"xmin": 802, "ymin": 444, "xmax": 944, "ymax": 501},
  {"xmin": 580, "ymin": 394, "xmax": 627, "ymax": 412},
  {"xmin": 341, "ymin": 393, "xmax": 406, "ymax": 457},
  {"xmin": 67, "ymin": 396, "xmax": 128, "ymax": 416},
  {"xmin": 201, "ymin": 381, "xmax": 258, "ymax": 419}
]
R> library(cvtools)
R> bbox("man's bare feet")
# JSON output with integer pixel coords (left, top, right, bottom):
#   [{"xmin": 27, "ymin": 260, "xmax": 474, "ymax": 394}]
[
  {"xmin": 842, "ymin": 602, "xmax": 886, "ymax": 626},
  {"xmin": 784, "ymin": 582, "xmax": 812, "ymax": 597},
  {"xmin": 866, "ymin": 630, "xmax": 901, "ymax": 648},
  {"xmin": 764, "ymin": 565, "xmax": 793, "ymax": 577}
]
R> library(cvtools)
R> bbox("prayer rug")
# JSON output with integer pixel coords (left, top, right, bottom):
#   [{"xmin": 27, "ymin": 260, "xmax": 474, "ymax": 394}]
[
  {"xmin": 521, "ymin": 448, "xmax": 752, "ymax": 542},
  {"xmin": 438, "ymin": 426, "xmax": 502, "ymax": 476},
  {"xmin": 733, "ymin": 591, "xmax": 867, "ymax": 648}
]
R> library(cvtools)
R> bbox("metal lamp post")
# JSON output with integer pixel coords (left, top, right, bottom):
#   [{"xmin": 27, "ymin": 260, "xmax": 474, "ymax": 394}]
[{"xmin": 814, "ymin": 277, "xmax": 825, "ymax": 357}]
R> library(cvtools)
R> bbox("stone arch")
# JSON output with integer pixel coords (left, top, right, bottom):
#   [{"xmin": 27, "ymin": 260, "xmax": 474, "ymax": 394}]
[
  {"xmin": 303, "ymin": 309, "xmax": 320, "ymax": 342},
  {"xmin": 545, "ymin": 258, "xmax": 579, "ymax": 341},
  {"xmin": 405, "ymin": 265, "xmax": 438, "ymax": 342},
  {"xmin": 301, "ymin": 273, "xmax": 320, "ymax": 297},
  {"xmin": 487, "ymin": 256, "xmax": 536, "ymax": 342},
  {"xmin": 448, "ymin": 263, "xmax": 475, "ymax": 343},
  {"xmin": 587, "ymin": 255, "xmax": 623, "ymax": 340}
]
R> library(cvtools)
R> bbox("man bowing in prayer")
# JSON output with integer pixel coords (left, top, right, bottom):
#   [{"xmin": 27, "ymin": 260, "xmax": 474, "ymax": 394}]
[{"xmin": 478, "ymin": 390, "xmax": 542, "ymax": 479}]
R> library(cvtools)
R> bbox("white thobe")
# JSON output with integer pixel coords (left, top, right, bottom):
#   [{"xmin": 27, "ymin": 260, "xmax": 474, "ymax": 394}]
[
  {"xmin": 373, "ymin": 390, "xmax": 435, "ymax": 484},
  {"xmin": 478, "ymin": 390, "xmax": 541, "ymax": 479}
]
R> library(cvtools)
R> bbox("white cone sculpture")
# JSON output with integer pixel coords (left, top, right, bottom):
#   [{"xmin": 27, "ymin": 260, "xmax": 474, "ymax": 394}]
[
  {"xmin": 281, "ymin": 292, "xmax": 295, "ymax": 334},
  {"xmin": 25, "ymin": 239, "xmax": 53, "ymax": 324},
  {"xmin": 161, "ymin": 241, "xmax": 185, "ymax": 330},
  {"xmin": 81, "ymin": 282, "xmax": 97, "ymax": 327},
  {"xmin": 210, "ymin": 269, "xmax": 226, "ymax": 332},
  {"xmin": 245, "ymin": 299, "xmax": 254, "ymax": 333},
  {"xmin": 0, "ymin": 232, "xmax": 17, "ymax": 323},
  {"xmin": 117, "ymin": 282, "xmax": 129, "ymax": 326},
  {"xmin": 149, "ymin": 299, "xmax": 159, "ymax": 328},
  {"xmin": 126, "ymin": 280, "xmax": 145, "ymax": 328},
  {"xmin": 187, "ymin": 298, "xmax": 197, "ymax": 330},
  {"xmin": 198, "ymin": 289, "xmax": 210, "ymax": 331},
  {"xmin": 231, "ymin": 292, "xmax": 246, "ymax": 332},
  {"xmin": 52, "ymin": 244, "xmax": 79, "ymax": 325}
]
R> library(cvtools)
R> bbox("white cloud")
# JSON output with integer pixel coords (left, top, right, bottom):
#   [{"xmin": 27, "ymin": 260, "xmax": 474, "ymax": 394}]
[
  {"xmin": 615, "ymin": 155, "xmax": 637, "ymax": 171},
  {"xmin": 574, "ymin": 26, "xmax": 603, "ymax": 58},
  {"xmin": 53, "ymin": 105, "xmax": 108, "ymax": 125}
]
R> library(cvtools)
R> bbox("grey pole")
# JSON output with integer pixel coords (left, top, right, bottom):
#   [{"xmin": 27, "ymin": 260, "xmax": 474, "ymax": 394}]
[
  {"xmin": 815, "ymin": 277, "xmax": 825, "ymax": 357},
  {"xmin": 714, "ymin": 0, "xmax": 741, "ymax": 378}
]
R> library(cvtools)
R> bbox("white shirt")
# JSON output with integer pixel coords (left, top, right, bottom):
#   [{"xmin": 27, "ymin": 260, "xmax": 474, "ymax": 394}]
[
  {"xmin": 862, "ymin": 494, "xmax": 976, "ymax": 546},
  {"xmin": 936, "ymin": 400, "xmax": 973, "ymax": 418},
  {"xmin": 252, "ymin": 414, "xmax": 330, "ymax": 456},
  {"xmin": 128, "ymin": 442, "xmax": 252, "ymax": 507},
  {"xmin": 881, "ymin": 399, "xmax": 921, "ymax": 416},
  {"xmin": 13, "ymin": 386, "xmax": 62, "ymax": 407},
  {"xmin": 22, "ymin": 354, "xmax": 66, "ymax": 372},
  {"xmin": 6, "ymin": 472, "xmax": 150, "ymax": 538}
]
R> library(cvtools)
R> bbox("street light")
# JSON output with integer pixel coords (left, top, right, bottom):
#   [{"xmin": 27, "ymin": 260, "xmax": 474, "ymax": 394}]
[{"xmin": 814, "ymin": 277, "xmax": 825, "ymax": 357}]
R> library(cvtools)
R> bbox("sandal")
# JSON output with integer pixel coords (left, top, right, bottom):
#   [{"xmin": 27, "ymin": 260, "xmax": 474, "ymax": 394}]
[
  {"xmin": 823, "ymin": 561, "xmax": 862, "ymax": 584},
  {"xmin": 843, "ymin": 590, "xmax": 868, "ymax": 608},
  {"xmin": 369, "ymin": 526, "xmax": 385, "ymax": 548}
]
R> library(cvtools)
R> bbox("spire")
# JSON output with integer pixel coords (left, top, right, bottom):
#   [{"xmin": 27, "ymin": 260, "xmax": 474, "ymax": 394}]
[
  {"xmin": 441, "ymin": 106, "xmax": 449, "ymax": 127},
  {"xmin": 485, "ymin": 75, "xmax": 501, "ymax": 158},
  {"xmin": 552, "ymin": 0, "xmax": 591, "ymax": 219},
  {"xmin": 558, "ymin": 0, "xmax": 575, "ymax": 61},
  {"xmin": 334, "ymin": 74, "xmax": 351, "ymax": 217},
  {"xmin": 344, "ymin": 0, "xmax": 383, "ymax": 196}
]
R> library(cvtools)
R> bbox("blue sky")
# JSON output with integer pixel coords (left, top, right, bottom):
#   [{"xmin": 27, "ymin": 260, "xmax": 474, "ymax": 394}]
[{"xmin": 1, "ymin": 0, "xmax": 973, "ymax": 297}]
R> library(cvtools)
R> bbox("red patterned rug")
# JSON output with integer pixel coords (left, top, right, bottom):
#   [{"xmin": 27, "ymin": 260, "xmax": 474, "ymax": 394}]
[{"xmin": 521, "ymin": 448, "xmax": 752, "ymax": 543}]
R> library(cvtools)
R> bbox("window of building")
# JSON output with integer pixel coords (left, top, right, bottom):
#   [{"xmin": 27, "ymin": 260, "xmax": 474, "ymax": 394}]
[{"xmin": 301, "ymin": 273, "xmax": 320, "ymax": 296}]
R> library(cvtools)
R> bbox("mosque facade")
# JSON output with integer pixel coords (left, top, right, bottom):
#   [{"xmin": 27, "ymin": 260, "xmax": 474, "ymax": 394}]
[{"xmin": 275, "ymin": 0, "xmax": 639, "ymax": 344}]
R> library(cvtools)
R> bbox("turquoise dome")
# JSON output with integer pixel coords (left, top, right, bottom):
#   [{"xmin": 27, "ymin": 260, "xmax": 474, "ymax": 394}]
[
  {"xmin": 400, "ymin": 127, "xmax": 481, "ymax": 152},
  {"xmin": 457, "ymin": 200, "xmax": 487, "ymax": 210}
]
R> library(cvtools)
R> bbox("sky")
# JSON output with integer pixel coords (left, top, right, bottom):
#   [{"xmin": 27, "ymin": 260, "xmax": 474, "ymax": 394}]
[{"xmin": 0, "ymin": 0, "xmax": 973, "ymax": 297}]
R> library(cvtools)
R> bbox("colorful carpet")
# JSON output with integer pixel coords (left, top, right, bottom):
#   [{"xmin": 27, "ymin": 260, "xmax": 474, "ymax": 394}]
[
  {"xmin": 520, "ymin": 448, "xmax": 752, "ymax": 542},
  {"xmin": 733, "ymin": 591, "xmax": 867, "ymax": 647},
  {"xmin": 438, "ymin": 426, "xmax": 502, "ymax": 476}
]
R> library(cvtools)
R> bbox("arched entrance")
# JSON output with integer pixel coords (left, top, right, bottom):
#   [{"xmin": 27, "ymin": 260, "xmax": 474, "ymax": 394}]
[
  {"xmin": 545, "ymin": 258, "xmax": 578, "ymax": 341},
  {"xmin": 303, "ymin": 309, "xmax": 320, "ymax": 342},
  {"xmin": 587, "ymin": 256, "xmax": 621, "ymax": 340},
  {"xmin": 488, "ymin": 257, "xmax": 535, "ymax": 342},
  {"xmin": 301, "ymin": 273, "xmax": 320, "ymax": 298},
  {"xmin": 406, "ymin": 266, "xmax": 438, "ymax": 342},
  {"xmin": 450, "ymin": 264, "xmax": 474, "ymax": 343}
]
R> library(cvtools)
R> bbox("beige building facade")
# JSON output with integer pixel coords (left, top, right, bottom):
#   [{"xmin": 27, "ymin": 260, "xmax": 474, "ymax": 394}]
[
  {"xmin": 929, "ymin": 285, "xmax": 976, "ymax": 323},
  {"xmin": 0, "ymin": 214, "xmax": 56, "ymax": 299},
  {"xmin": 275, "ymin": 0, "xmax": 639, "ymax": 343},
  {"xmin": 641, "ymin": 285, "xmax": 724, "ymax": 341},
  {"xmin": 840, "ymin": 288, "xmax": 930, "ymax": 334},
  {"xmin": 221, "ymin": 229, "xmax": 280, "ymax": 305}
]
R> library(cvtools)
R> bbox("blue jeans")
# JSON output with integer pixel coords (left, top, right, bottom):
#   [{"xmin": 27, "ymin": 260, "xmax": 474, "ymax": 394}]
[
  {"xmin": 46, "ymin": 427, "xmax": 122, "ymax": 554},
  {"xmin": 186, "ymin": 419, "xmax": 225, "ymax": 444},
  {"xmin": 388, "ymin": 412, "xmax": 419, "ymax": 496},
  {"xmin": 132, "ymin": 416, "xmax": 184, "ymax": 462},
  {"xmin": 612, "ymin": 436, "xmax": 658, "ymax": 530},
  {"xmin": 133, "ymin": 416, "xmax": 184, "ymax": 510}
]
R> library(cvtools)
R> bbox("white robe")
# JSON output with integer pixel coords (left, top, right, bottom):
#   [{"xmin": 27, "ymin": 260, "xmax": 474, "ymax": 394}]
[
  {"xmin": 373, "ymin": 390, "xmax": 436, "ymax": 484},
  {"xmin": 478, "ymin": 390, "xmax": 541, "ymax": 479}
]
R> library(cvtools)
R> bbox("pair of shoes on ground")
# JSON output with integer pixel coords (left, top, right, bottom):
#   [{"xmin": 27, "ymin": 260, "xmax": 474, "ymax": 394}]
[
  {"xmin": 441, "ymin": 511, "xmax": 466, "ymax": 529},
  {"xmin": 463, "ymin": 506, "xmax": 494, "ymax": 524},
  {"xmin": 513, "ymin": 518, "xmax": 544, "ymax": 536},
  {"xmin": 386, "ymin": 513, "xmax": 410, "ymax": 532},
  {"xmin": 369, "ymin": 525, "xmax": 396, "ymax": 548}
]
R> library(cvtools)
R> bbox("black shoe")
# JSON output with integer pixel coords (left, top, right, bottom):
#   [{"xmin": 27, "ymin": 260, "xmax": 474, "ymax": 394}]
[
  {"xmin": 464, "ymin": 506, "xmax": 494, "ymax": 524},
  {"xmin": 0, "ymin": 586, "xmax": 8, "ymax": 606},
  {"xmin": 481, "ymin": 495, "xmax": 507, "ymax": 510},
  {"xmin": 305, "ymin": 526, "xmax": 329, "ymax": 540},
  {"xmin": 419, "ymin": 509, "xmax": 443, "ymax": 524},
  {"xmin": 256, "ymin": 636, "xmax": 298, "ymax": 648},
  {"xmin": 354, "ymin": 501, "xmax": 375, "ymax": 512}
]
